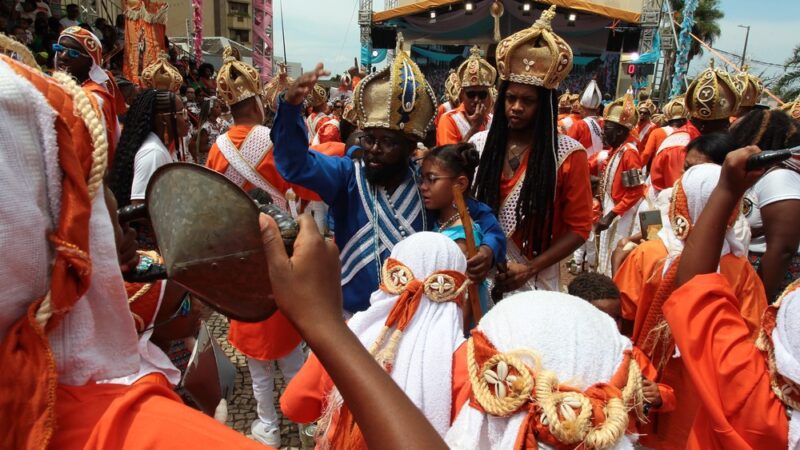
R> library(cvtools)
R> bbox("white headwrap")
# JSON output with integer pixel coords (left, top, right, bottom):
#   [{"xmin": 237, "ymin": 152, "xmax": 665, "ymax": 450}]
[
  {"xmin": 0, "ymin": 58, "xmax": 139, "ymax": 384},
  {"xmin": 580, "ymin": 79, "xmax": 602, "ymax": 110},
  {"xmin": 445, "ymin": 292, "xmax": 635, "ymax": 450},
  {"xmin": 774, "ymin": 289, "xmax": 800, "ymax": 449},
  {"xmin": 324, "ymin": 232, "xmax": 467, "ymax": 438},
  {"xmin": 657, "ymin": 164, "xmax": 747, "ymax": 275}
]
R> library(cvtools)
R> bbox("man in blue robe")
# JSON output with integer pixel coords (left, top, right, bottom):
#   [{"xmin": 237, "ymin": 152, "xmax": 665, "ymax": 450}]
[{"xmin": 272, "ymin": 55, "xmax": 506, "ymax": 314}]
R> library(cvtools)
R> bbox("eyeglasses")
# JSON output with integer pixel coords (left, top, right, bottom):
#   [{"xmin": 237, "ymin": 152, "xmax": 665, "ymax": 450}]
[
  {"xmin": 52, "ymin": 43, "xmax": 88, "ymax": 59},
  {"xmin": 420, "ymin": 173, "xmax": 456, "ymax": 186},
  {"xmin": 140, "ymin": 293, "xmax": 192, "ymax": 334},
  {"xmin": 465, "ymin": 90, "xmax": 489, "ymax": 100},
  {"xmin": 359, "ymin": 133, "xmax": 403, "ymax": 151}
]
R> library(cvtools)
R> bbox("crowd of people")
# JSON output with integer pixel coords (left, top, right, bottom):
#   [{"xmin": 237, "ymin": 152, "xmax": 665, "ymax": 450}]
[{"xmin": 2, "ymin": 3, "xmax": 800, "ymax": 450}]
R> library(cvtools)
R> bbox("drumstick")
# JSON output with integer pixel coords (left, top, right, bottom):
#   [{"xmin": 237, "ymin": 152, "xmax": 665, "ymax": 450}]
[{"xmin": 452, "ymin": 185, "xmax": 483, "ymax": 326}]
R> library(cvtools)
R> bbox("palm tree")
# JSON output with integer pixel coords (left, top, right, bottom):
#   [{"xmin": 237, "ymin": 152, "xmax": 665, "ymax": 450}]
[
  {"xmin": 670, "ymin": 0, "xmax": 725, "ymax": 60},
  {"xmin": 775, "ymin": 44, "xmax": 800, "ymax": 102}
]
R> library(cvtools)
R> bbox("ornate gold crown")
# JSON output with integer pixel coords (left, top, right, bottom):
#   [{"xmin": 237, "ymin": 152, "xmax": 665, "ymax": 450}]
[
  {"xmin": 308, "ymin": 84, "xmax": 328, "ymax": 108},
  {"xmin": 604, "ymin": 90, "xmax": 638, "ymax": 130},
  {"xmin": 569, "ymin": 93, "xmax": 580, "ymax": 113},
  {"xmin": 140, "ymin": 52, "xmax": 183, "ymax": 93},
  {"xmin": 651, "ymin": 113, "xmax": 667, "ymax": 126},
  {"xmin": 216, "ymin": 47, "xmax": 262, "ymax": 106},
  {"xmin": 263, "ymin": 66, "xmax": 293, "ymax": 113},
  {"xmin": 444, "ymin": 69, "xmax": 461, "ymax": 104},
  {"xmin": 353, "ymin": 34, "xmax": 437, "ymax": 140},
  {"xmin": 638, "ymin": 99, "xmax": 657, "ymax": 115},
  {"xmin": 558, "ymin": 90, "xmax": 572, "ymax": 108},
  {"xmin": 342, "ymin": 100, "xmax": 357, "ymax": 125},
  {"xmin": 685, "ymin": 59, "xmax": 741, "ymax": 120},
  {"xmin": 495, "ymin": 5, "xmax": 573, "ymax": 90},
  {"xmin": 457, "ymin": 46, "xmax": 497, "ymax": 89},
  {"xmin": 781, "ymin": 95, "xmax": 800, "ymax": 120},
  {"xmin": 733, "ymin": 65, "xmax": 764, "ymax": 107},
  {"xmin": 663, "ymin": 95, "xmax": 689, "ymax": 121}
]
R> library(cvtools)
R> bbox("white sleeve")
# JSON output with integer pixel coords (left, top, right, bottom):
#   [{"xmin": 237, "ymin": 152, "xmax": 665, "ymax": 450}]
[
  {"xmin": 753, "ymin": 169, "xmax": 800, "ymax": 208},
  {"xmin": 130, "ymin": 147, "xmax": 172, "ymax": 201}
]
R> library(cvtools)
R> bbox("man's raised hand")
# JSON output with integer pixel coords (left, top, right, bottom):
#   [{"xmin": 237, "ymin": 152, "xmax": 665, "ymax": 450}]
[{"xmin": 286, "ymin": 63, "xmax": 330, "ymax": 106}]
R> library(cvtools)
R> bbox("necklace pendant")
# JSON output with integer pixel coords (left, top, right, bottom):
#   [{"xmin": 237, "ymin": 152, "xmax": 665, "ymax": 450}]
[{"xmin": 509, "ymin": 156, "xmax": 521, "ymax": 172}]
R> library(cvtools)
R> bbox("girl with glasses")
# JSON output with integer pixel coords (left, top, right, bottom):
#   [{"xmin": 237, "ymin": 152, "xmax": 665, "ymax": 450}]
[{"xmin": 420, "ymin": 143, "xmax": 493, "ymax": 316}]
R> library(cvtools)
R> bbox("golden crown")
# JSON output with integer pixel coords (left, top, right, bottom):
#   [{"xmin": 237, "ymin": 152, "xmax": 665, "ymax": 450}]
[
  {"xmin": 685, "ymin": 59, "xmax": 741, "ymax": 120},
  {"xmin": 308, "ymin": 84, "xmax": 328, "ymax": 108},
  {"xmin": 457, "ymin": 46, "xmax": 497, "ymax": 89},
  {"xmin": 638, "ymin": 99, "xmax": 657, "ymax": 115},
  {"xmin": 262, "ymin": 66, "xmax": 293, "ymax": 113},
  {"xmin": 604, "ymin": 90, "xmax": 639, "ymax": 130},
  {"xmin": 342, "ymin": 100, "xmax": 358, "ymax": 125},
  {"xmin": 444, "ymin": 69, "xmax": 461, "ymax": 104},
  {"xmin": 663, "ymin": 95, "xmax": 689, "ymax": 121},
  {"xmin": 495, "ymin": 5, "xmax": 573, "ymax": 90},
  {"xmin": 558, "ymin": 90, "xmax": 572, "ymax": 107},
  {"xmin": 140, "ymin": 52, "xmax": 183, "ymax": 93},
  {"xmin": 216, "ymin": 47, "xmax": 262, "ymax": 106},
  {"xmin": 733, "ymin": 65, "xmax": 764, "ymax": 108},
  {"xmin": 781, "ymin": 95, "xmax": 800, "ymax": 120},
  {"xmin": 353, "ymin": 34, "xmax": 437, "ymax": 140}
]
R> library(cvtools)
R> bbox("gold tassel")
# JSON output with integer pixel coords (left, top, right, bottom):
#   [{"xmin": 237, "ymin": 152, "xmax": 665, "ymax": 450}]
[{"xmin": 490, "ymin": 1, "xmax": 504, "ymax": 42}]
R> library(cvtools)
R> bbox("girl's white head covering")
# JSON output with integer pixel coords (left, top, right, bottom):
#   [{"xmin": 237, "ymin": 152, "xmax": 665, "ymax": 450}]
[
  {"xmin": 445, "ymin": 292, "xmax": 635, "ymax": 450},
  {"xmin": 327, "ymin": 232, "xmax": 467, "ymax": 437},
  {"xmin": 774, "ymin": 288, "xmax": 800, "ymax": 449},
  {"xmin": 657, "ymin": 163, "xmax": 747, "ymax": 274}
]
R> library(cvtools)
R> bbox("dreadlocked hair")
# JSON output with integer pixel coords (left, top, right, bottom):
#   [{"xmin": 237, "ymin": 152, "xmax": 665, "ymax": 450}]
[
  {"xmin": 473, "ymin": 80, "xmax": 559, "ymax": 256},
  {"xmin": 730, "ymin": 109, "xmax": 800, "ymax": 150},
  {"xmin": 107, "ymin": 89, "xmax": 178, "ymax": 207}
]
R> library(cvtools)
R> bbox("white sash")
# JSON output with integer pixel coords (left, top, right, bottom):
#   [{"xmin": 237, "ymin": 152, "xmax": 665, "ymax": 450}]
[
  {"xmin": 656, "ymin": 130, "xmax": 691, "ymax": 158},
  {"xmin": 597, "ymin": 143, "xmax": 642, "ymax": 276},
  {"xmin": 216, "ymin": 126, "xmax": 289, "ymax": 212},
  {"xmin": 311, "ymin": 117, "xmax": 340, "ymax": 146},
  {"xmin": 582, "ymin": 116, "xmax": 604, "ymax": 157},
  {"xmin": 451, "ymin": 111, "xmax": 493, "ymax": 142}
]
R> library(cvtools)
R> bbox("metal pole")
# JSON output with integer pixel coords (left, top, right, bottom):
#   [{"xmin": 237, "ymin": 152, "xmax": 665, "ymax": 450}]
[
  {"xmin": 739, "ymin": 25, "xmax": 750, "ymax": 67},
  {"xmin": 279, "ymin": 0, "xmax": 288, "ymax": 65}
]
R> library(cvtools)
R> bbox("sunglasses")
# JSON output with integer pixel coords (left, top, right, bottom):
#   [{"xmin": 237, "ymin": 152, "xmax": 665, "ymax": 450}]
[
  {"xmin": 140, "ymin": 293, "xmax": 192, "ymax": 334},
  {"xmin": 465, "ymin": 90, "xmax": 489, "ymax": 100},
  {"xmin": 52, "ymin": 43, "xmax": 88, "ymax": 59},
  {"xmin": 359, "ymin": 133, "xmax": 404, "ymax": 151}
]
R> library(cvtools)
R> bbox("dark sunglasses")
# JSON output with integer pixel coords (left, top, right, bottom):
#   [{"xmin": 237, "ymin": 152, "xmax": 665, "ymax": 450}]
[
  {"xmin": 52, "ymin": 43, "xmax": 88, "ymax": 59},
  {"xmin": 465, "ymin": 90, "xmax": 489, "ymax": 100}
]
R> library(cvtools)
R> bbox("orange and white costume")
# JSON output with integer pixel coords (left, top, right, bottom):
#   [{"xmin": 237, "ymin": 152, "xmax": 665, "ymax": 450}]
[
  {"xmin": 282, "ymin": 233, "xmax": 470, "ymax": 448},
  {"xmin": 567, "ymin": 79, "xmax": 604, "ymax": 157},
  {"xmin": 0, "ymin": 54, "xmax": 265, "ymax": 450},
  {"xmin": 614, "ymin": 164, "xmax": 767, "ymax": 449},
  {"xmin": 436, "ymin": 46, "xmax": 496, "ymax": 146}
]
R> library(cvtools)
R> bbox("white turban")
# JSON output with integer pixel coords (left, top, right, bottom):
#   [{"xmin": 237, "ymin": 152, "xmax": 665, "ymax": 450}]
[
  {"xmin": 580, "ymin": 79, "xmax": 602, "ymax": 109},
  {"xmin": 445, "ymin": 292, "xmax": 635, "ymax": 450},
  {"xmin": 327, "ymin": 232, "xmax": 468, "ymax": 437}
]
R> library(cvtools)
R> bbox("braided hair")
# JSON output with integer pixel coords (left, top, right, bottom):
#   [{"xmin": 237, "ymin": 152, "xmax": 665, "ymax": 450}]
[
  {"xmin": 473, "ymin": 81, "xmax": 559, "ymax": 256},
  {"xmin": 107, "ymin": 89, "xmax": 180, "ymax": 207},
  {"xmin": 730, "ymin": 109, "xmax": 800, "ymax": 151}
]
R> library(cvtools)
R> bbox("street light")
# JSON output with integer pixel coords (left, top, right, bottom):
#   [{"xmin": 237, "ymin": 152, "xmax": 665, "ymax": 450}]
[
  {"xmin": 465, "ymin": 1, "xmax": 474, "ymax": 14},
  {"xmin": 738, "ymin": 24, "xmax": 751, "ymax": 68},
  {"xmin": 522, "ymin": 1, "xmax": 531, "ymax": 16}
]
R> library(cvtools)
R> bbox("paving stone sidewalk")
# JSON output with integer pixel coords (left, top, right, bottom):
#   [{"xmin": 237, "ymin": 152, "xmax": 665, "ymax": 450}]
[{"xmin": 206, "ymin": 313, "xmax": 306, "ymax": 450}]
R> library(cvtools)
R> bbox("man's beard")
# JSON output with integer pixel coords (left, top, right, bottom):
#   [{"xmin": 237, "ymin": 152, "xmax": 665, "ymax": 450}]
[{"xmin": 364, "ymin": 160, "xmax": 407, "ymax": 185}]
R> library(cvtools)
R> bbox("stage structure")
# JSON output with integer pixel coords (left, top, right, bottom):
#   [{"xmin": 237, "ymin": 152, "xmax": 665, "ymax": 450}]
[
  {"xmin": 370, "ymin": 0, "xmax": 645, "ymax": 99},
  {"xmin": 252, "ymin": 0, "xmax": 274, "ymax": 83}
]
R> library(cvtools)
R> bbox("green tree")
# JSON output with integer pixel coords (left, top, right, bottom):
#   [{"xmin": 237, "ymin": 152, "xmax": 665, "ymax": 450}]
[
  {"xmin": 670, "ymin": 0, "xmax": 725, "ymax": 60},
  {"xmin": 775, "ymin": 44, "xmax": 800, "ymax": 102}
]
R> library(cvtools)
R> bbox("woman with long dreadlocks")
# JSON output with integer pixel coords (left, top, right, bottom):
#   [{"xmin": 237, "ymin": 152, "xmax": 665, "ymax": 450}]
[
  {"xmin": 471, "ymin": 6, "xmax": 593, "ymax": 292},
  {"xmin": 108, "ymin": 88, "xmax": 190, "ymax": 208}
]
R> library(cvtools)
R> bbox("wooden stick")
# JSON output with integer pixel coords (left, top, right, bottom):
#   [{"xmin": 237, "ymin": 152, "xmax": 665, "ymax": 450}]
[{"xmin": 451, "ymin": 185, "xmax": 483, "ymax": 326}]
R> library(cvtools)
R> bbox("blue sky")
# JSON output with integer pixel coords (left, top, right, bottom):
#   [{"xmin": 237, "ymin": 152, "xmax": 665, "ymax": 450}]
[{"xmin": 278, "ymin": 0, "xmax": 799, "ymax": 81}]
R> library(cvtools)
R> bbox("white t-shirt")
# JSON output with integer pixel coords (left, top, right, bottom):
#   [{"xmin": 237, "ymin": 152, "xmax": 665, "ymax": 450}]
[
  {"xmin": 130, "ymin": 133, "xmax": 173, "ymax": 201},
  {"xmin": 745, "ymin": 168, "xmax": 800, "ymax": 253}
]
